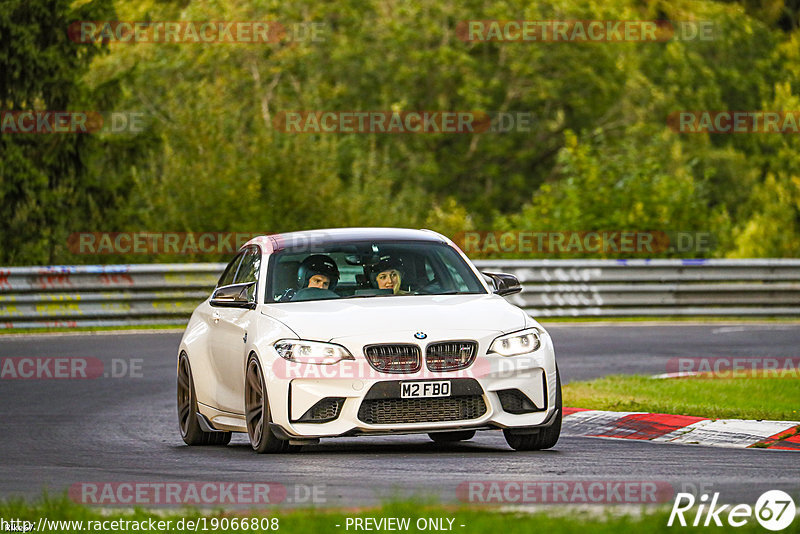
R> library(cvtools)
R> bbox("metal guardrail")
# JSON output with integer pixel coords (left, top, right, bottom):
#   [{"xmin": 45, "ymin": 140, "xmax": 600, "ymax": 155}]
[
  {"xmin": 1, "ymin": 259, "xmax": 799, "ymax": 328},
  {"xmin": 473, "ymin": 259, "xmax": 800, "ymax": 317}
]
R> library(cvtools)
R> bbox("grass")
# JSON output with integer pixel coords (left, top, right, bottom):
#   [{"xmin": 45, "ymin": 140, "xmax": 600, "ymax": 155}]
[
  {"xmin": 563, "ymin": 373, "xmax": 800, "ymax": 420},
  {"xmin": 0, "ymin": 494, "xmax": 792, "ymax": 534}
]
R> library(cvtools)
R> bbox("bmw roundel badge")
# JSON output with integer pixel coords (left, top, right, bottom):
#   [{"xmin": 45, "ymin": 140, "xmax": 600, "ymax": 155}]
[{"xmin": 414, "ymin": 332, "xmax": 427, "ymax": 339}]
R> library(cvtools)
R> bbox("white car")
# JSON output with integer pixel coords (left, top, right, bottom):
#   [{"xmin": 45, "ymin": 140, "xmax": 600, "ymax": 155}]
[{"xmin": 177, "ymin": 228, "xmax": 561, "ymax": 452}]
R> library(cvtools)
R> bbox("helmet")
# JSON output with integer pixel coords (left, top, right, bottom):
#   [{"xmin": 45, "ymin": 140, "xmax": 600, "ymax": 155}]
[
  {"xmin": 297, "ymin": 254, "xmax": 339, "ymax": 290},
  {"xmin": 369, "ymin": 255, "xmax": 405, "ymax": 288}
]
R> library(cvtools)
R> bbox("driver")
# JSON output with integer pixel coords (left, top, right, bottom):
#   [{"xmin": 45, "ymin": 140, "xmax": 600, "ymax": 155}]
[
  {"xmin": 298, "ymin": 254, "xmax": 339, "ymax": 290},
  {"xmin": 278, "ymin": 254, "xmax": 340, "ymax": 301}
]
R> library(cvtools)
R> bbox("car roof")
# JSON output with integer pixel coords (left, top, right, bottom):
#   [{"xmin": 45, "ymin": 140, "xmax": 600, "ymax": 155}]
[{"xmin": 244, "ymin": 227, "xmax": 450, "ymax": 252}]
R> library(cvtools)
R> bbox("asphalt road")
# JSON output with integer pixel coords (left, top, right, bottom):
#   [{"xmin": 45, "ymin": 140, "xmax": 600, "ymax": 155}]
[{"xmin": 0, "ymin": 324, "xmax": 798, "ymax": 508}]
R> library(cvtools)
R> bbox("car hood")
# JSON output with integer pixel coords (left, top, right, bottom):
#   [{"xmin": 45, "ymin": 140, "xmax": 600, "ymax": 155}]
[{"xmin": 263, "ymin": 294, "xmax": 528, "ymax": 341}]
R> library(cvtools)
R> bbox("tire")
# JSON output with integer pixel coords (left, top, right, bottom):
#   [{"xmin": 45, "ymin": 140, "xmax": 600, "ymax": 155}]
[
  {"xmin": 177, "ymin": 353, "xmax": 232, "ymax": 446},
  {"xmin": 503, "ymin": 367, "xmax": 562, "ymax": 451},
  {"xmin": 245, "ymin": 355, "xmax": 288, "ymax": 453},
  {"xmin": 428, "ymin": 430, "xmax": 476, "ymax": 443}
]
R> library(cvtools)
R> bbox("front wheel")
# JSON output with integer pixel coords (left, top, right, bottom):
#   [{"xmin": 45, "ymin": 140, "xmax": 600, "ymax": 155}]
[
  {"xmin": 503, "ymin": 368, "xmax": 562, "ymax": 451},
  {"xmin": 177, "ymin": 353, "xmax": 231, "ymax": 446},
  {"xmin": 245, "ymin": 355, "xmax": 288, "ymax": 453}
]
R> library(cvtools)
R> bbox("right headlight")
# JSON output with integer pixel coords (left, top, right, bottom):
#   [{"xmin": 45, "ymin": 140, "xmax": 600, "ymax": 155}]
[
  {"xmin": 488, "ymin": 328, "xmax": 541, "ymax": 356},
  {"xmin": 273, "ymin": 339, "xmax": 354, "ymax": 365}
]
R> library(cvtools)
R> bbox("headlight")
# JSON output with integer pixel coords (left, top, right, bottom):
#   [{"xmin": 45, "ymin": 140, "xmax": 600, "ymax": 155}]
[
  {"xmin": 488, "ymin": 328, "xmax": 541, "ymax": 356},
  {"xmin": 273, "ymin": 339, "xmax": 354, "ymax": 365}
]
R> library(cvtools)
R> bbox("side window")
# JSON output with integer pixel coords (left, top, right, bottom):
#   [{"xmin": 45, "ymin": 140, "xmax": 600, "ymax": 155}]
[
  {"xmin": 217, "ymin": 252, "xmax": 244, "ymax": 288},
  {"xmin": 233, "ymin": 247, "xmax": 261, "ymax": 301},
  {"xmin": 234, "ymin": 247, "xmax": 261, "ymax": 284}
]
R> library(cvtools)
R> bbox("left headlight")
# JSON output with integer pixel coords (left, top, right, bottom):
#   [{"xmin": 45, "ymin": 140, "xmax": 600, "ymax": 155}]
[
  {"xmin": 488, "ymin": 328, "xmax": 541, "ymax": 356},
  {"xmin": 273, "ymin": 339, "xmax": 355, "ymax": 365}
]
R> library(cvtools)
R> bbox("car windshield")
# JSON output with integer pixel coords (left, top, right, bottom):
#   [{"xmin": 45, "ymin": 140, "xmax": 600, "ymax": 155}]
[{"xmin": 267, "ymin": 240, "xmax": 486, "ymax": 303}]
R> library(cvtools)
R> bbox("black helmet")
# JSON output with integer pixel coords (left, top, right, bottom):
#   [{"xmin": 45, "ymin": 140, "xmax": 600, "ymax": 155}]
[
  {"xmin": 297, "ymin": 254, "xmax": 339, "ymax": 290},
  {"xmin": 369, "ymin": 256, "xmax": 404, "ymax": 288}
]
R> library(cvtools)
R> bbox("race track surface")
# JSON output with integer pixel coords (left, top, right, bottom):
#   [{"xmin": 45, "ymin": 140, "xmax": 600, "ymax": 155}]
[{"xmin": 1, "ymin": 324, "xmax": 798, "ymax": 507}]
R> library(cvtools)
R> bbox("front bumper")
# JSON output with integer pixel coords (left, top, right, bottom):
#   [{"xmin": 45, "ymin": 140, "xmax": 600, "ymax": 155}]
[{"xmin": 265, "ymin": 335, "xmax": 558, "ymax": 439}]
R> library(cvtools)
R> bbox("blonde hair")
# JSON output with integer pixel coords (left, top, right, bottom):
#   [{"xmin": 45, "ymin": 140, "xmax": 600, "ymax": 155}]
[{"xmin": 377, "ymin": 269, "xmax": 404, "ymax": 294}]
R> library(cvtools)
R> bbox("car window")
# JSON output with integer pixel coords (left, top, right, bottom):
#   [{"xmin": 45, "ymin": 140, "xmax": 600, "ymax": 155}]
[
  {"xmin": 217, "ymin": 252, "xmax": 244, "ymax": 288},
  {"xmin": 267, "ymin": 241, "xmax": 485, "ymax": 303},
  {"xmin": 233, "ymin": 247, "xmax": 261, "ymax": 301},
  {"xmin": 435, "ymin": 250, "xmax": 472, "ymax": 292},
  {"xmin": 234, "ymin": 247, "xmax": 260, "ymax": 285}
]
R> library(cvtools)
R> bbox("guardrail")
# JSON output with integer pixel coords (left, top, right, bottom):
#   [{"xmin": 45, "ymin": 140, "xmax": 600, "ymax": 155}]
[
  {"xmin": 1, "ymin": 259, "xmax": 799, "ymax": 328},
  {"xmin": 472, "ymin": 259, "xmax": 800, "ymax": 317}
]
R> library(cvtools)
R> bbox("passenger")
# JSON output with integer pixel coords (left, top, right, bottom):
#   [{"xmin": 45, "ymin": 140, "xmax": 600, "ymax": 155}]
[{"xmin": 370, "ymin": 256, "xmax": 409, "ymax": 295}]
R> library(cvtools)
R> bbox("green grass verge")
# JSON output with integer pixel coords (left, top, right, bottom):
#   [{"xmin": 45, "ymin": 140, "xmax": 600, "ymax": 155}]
[
  {"xmin": 563, "ymin": 373, "xmax": 800, "ymax": 420},
  {"xmin": 0, "ymin": 494, "xmax": 791, "ymax": 534}
]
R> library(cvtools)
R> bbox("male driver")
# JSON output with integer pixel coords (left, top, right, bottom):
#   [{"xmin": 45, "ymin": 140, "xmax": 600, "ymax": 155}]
[
  {"xmin": 277, "ymin": 254, "xmax": 340, "ymax": 302},
  {"xmin": 297, "ymin": 254, "xmax": 339, "ymax": 290}
]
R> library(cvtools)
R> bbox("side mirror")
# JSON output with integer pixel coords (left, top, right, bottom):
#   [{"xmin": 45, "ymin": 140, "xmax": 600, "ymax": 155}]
[
  {"xmin": 211, "ymin": 282, "xmax": 257, "ymax": 309},
  {"xmin": 482, "ymin": 271, "xmax": 522, "ymax": 296}
]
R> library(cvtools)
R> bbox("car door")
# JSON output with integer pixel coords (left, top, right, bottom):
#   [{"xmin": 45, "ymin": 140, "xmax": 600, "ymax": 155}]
[{"xmin": 208, "ymin": 246, "xmax": 261, "ymax": 414}]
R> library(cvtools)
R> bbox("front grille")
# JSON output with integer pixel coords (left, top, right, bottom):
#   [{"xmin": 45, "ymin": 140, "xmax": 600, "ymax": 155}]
[
  {"xmin": 294, "ymin": 397, "xmax": 345, "ymax": 423},
  {"xmin": 426, "ymin": 341, "xmax": 478, "ymax": 371},
  {"xmin": 497, "ymin": 389, "xmax": 543, "ymax": 414},
  {"xmin": 358, "ymin": 395, "xmax": 487, "ymax": 424},
  {"xmin": 364, "ymin": 344, "xmax": 421, "ymax": 374}
]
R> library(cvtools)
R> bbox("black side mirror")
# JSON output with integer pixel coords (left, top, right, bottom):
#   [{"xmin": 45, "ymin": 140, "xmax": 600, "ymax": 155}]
[
  {"xmin": 482, "ymin": 271, "xmax": 522, "ymax": 296},
  {"xmin": 211, "ymin": 282, "xmax": 257, "ymax": 309}
]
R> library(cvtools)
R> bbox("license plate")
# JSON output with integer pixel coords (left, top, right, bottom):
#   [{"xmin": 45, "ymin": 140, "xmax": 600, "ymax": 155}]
[{"xmin": 400, "ymin": 381, "xmax": 451, "ymax": 398}]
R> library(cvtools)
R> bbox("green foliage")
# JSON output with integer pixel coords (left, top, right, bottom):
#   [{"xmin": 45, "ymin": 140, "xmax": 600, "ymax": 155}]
[
  {"xmin": 0, "ymin": 0, "xmax": 141, "ymax": 264},
  {"xmin": 3, "ymin": 0, "xmax": 800, "ymax": 264}
]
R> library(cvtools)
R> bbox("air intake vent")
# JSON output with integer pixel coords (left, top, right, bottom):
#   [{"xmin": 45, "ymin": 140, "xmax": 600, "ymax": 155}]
[
  {"xmin": 294, "ymin": 397, "xmax": 345, "ymax": 423},
  {"xmin": 358, "ymin": 396, "xmax": 487, "ymax": 424},
  {"xmin": 497, "ymin": 389, "xmax": 544, "ymax": 414}
]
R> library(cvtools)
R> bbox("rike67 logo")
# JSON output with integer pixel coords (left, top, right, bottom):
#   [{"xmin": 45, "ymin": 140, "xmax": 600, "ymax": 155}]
[{"xmin": 668, "ymin": 490, "xmax": 796, "ymax": 531}]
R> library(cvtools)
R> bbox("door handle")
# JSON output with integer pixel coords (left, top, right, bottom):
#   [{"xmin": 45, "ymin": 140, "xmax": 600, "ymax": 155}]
[{"xmin": 212, "ymin": 311, "xmax": 220, "ymax": 324}]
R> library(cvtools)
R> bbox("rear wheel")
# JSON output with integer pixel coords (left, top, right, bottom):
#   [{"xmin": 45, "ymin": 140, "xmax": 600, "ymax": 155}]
[
  {"xmin": 245, "ymin": 355, "xmax": 288, "ymax": 453},
  {"xmin": 428, "ymin": 430, "xmax": 476, "ymax": 443},
  {"xmin": 503, "ymin": 368, "xmax": 562, "ymax": 451},
  {"xmin": 177, "ymin": 353, "xmax": 231, "ymax": 446}
]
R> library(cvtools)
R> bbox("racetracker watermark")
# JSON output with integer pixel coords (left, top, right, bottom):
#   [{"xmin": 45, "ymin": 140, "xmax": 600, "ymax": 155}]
[
  {"xmin": 68, "ymin": 21, "xmax": 327, "ymax": 44},
  {"xmin": 666, "ymin": 357, "xmax": 800, "ymax": 378},
  {"xmin": 457, "ymin": 480, "xmax": 674, "ymax": 504},
  {"xmin": 453, "ymin": 230, "xmax": 715, "ymax": 255},
  {"xmin": 0, "ymin": 111, "xmax": 145, "ymax": 134},
  {"xmin": 68, "ymin": 232, "xmax": 334, "ymax": 255},
  {"xmin": 273, "ymin": 111, "xmax": 536, "ymax": 133},
  {"xmin": 0, "ymin": 357, "xmax": 142, "ymax": 379},
  {"xmin": 456, "ymin": 20, "xmax": 713, "ymax": 42},
  {"xmin": 71, "ymin": 482, "xmax": 279, "ymax": 505},
  {"xmin": 271, "ymin": 357, "xmax": 496, "ymax": 380},
  {"xmin": 69, "ymin": 232, "xmax": 263, "ymax": 255},
  {"xmin": 668, "ymin": 111, "xmax": 800, "ymax": 133}
]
